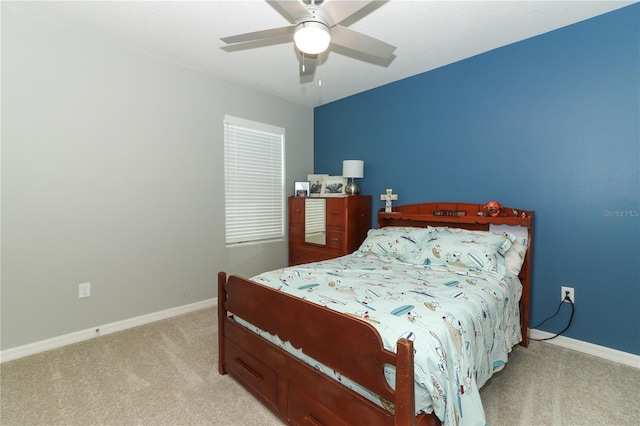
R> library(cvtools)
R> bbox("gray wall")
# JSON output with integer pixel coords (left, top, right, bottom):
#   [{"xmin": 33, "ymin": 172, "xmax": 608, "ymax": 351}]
[{"xmin": 1, "ymin": 6, "xmax": 313, "ymax": 350}]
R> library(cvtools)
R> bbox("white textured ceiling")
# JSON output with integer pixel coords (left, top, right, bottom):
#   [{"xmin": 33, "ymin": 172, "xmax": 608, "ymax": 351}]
[{"xmin": 5, "ymin": 0, "xmax": 636, "ymax": 107}]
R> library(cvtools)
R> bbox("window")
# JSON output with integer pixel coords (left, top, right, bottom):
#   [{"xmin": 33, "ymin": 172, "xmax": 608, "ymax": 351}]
[{"xmin": 224, "ymin": 115, "xmax": 285, "ymax": 245}]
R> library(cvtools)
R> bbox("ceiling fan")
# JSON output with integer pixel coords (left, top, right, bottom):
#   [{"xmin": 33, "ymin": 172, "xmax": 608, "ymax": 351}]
[{"xmin": 220, "ymin": 0, "xmax": 396, "ymax": 77}]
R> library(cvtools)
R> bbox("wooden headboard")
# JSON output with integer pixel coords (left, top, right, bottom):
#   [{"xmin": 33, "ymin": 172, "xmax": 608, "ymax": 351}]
[{"xmin": 378, "ymin": 202, "xmax": 534, "ymax": 346}]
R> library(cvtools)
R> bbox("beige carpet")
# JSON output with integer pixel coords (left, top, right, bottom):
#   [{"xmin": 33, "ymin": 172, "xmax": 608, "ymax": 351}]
[{"xmin": 1, "ymin": 307, "xmax": 638, "ymax": 425}]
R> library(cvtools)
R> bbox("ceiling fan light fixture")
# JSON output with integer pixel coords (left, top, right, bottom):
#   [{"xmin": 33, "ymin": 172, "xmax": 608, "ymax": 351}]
[{"xmin": 294, "ymin": 21, "xmax": 331, "ymax": 55}]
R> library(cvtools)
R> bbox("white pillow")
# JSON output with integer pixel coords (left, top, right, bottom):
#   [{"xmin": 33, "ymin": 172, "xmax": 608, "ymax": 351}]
[{"xmin": 490, "ymin": 224, "xmax": 529, "ymax": 276}]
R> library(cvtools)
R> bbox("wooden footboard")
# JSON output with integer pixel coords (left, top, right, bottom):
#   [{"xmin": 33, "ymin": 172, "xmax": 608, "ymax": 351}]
[{"xmin": 218, "ymin": 272, "xmax": 441, "ymax": 426}]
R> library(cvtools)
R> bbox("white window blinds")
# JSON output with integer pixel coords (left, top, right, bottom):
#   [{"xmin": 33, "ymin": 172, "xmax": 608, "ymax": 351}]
[{"xmin": 224, "ymin": 116, "xmax": 285, "ymax": 245}]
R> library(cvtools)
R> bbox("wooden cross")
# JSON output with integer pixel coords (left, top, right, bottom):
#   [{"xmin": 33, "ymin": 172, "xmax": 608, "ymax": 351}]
[{"xmin": 380, "ymin": 189, "xmax": 398, "ymax": 213}]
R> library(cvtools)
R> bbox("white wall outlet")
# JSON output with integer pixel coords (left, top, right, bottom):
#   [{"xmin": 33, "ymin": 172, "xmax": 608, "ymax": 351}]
[
  {"xmin": 79, "ymin": 282, "xmax": 91, "ymax": 298},
  {"xmin": 561, "ymin": 286, "xmax": 574, "ymax": 303}
]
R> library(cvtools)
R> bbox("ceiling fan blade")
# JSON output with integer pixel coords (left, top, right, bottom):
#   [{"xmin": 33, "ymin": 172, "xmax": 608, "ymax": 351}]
[
  {"xmin": 270, "ymin": 0, "xmax": 310, "ymax": 22},
  {"xmin": 299, "ymin": 54, "xmax": 317, "ymax": 77},
  {"xmin": 322, "ymin": 0, "xmax": 372, "ymax": 25},
  {"xmin": 221, "ymin": 25, "xmax": 295, "ymax": 45},
  {"xmin": 330, "ymin": 25, "xmax": 395, "ymax": 59}
]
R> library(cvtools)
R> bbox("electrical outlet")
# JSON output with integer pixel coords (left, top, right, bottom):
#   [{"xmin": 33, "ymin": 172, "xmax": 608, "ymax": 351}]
[
  {"xmin": 79, "ymin": 282, "xmax": 91, "ymax": 299},
  {"xmin": 561, "ymin": 286, "xmax": 574, "ymax": 303}
]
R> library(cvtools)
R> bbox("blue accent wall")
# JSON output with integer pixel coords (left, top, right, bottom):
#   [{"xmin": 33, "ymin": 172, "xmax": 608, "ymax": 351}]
[{"xmin": 314, "ymin": 5, "xmax": 639, "ymax": 355}]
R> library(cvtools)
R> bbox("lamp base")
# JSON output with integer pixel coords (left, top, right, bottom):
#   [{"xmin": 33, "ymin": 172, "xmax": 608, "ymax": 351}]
[{"xmin": 345, "ymin": 179, "xmax": 360, "ymax": 195}]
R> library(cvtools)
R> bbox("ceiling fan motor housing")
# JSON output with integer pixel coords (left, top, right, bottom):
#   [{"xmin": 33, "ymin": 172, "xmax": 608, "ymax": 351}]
[{"xmin": 294, "ymin": 8, "xmax": 331, "ymax": 55}]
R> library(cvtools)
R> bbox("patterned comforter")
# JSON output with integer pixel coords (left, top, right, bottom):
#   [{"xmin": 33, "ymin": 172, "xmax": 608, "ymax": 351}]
[{"xmin": 247, "ymin": 251, "xmax": 523, "ymax": 425}]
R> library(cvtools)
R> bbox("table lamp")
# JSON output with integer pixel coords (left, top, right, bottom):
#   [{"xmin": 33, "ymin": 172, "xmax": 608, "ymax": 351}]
[{"xmin": 343, "ymin": 160, "xmax": 364, "ymax": 195}]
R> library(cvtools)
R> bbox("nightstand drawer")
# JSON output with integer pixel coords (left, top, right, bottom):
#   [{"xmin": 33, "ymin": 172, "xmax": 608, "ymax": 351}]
[
  {"xmin": 290, "ymin": 245, "xmax": 339, "ymax": 265},
  {"xmin": 325, "ymin": 229, "xmax": 344, "ymax": 249},
  {"xmin": 289, "ymin": 199, "xmax": 305, "ymax": 225},
  {"xmin": 326, "ymin": 206, "xmax": 345, "ymax": 227},
  {"xmin": 289, "ymin": 225, "xmax": 304, "ymax": 243}
]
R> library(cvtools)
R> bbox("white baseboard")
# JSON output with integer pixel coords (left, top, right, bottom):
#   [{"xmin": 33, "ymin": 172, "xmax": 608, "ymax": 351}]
[
  {"xmin": 4, "ymin": 306, "xmax": 637, "ymax": 369},
  {"xmin": 0, "ymin": 298, "xmax": 218, "ymax": 363},
  {"xmin": 530, "ymin": 329, "xmax": 640, "ymax": 369}
]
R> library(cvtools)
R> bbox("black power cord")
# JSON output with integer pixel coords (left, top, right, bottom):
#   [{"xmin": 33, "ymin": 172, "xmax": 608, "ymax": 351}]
[{"xmin": 530, "ymin": 293, "xmax": 575, "ymax": 341}]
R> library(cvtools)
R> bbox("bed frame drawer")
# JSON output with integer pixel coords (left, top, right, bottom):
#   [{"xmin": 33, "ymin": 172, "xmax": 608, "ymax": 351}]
[
  {"xmin": 225, "ymin": 339, "xmax": 278, "ymax": 408},
  {"xmin": 288, "ymin": 383, "xmax": 350, "ymax": 426},
  {"xmin": 286, "ymin": 375, "xmax": 394, "ymax": 426}
]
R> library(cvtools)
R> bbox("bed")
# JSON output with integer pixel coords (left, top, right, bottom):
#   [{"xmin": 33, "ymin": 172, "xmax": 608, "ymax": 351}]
[{"xmin": 218, "ymin": 201, "xmax": 534, "ymax": 425}]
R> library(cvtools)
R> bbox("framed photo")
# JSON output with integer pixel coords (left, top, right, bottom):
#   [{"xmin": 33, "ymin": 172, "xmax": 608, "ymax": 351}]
[
  {"xmin": 294, "ymin": 181, "xmax": 310, "ymax": 197},
  {"xmin": 322, "ymin": 176, "xmax": 347, "ymax": 196},
  {"xmin": 307, "ymin": 174, "xmax": 328, "ymax": 196}
]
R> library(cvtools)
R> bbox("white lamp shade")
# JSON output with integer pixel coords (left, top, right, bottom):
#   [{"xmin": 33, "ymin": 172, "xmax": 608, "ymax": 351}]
[
  {"xmin": 294, "ymin": 21, "xmax": 331, "ymax": 55},
  {"xmin": 343, "ymin": 160, "xmax": 364, "ymax": 178}
]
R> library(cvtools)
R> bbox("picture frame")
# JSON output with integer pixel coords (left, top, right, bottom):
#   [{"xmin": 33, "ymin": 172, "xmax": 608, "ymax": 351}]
[
  {"xmin": 294, "ymin": 181, "xmax": 310, "ymax": 197},
  {"xmin": 321, "ymin": 176, "xmax": 347, "ymax": 196},
  {"xmin": 307, "ymin": 174, "xmax": 328, "ymax": 196}
]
